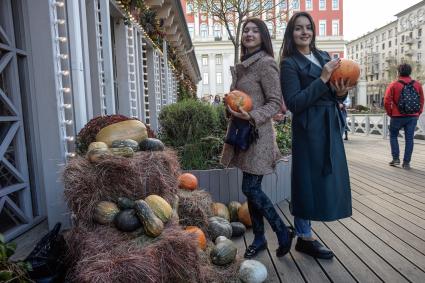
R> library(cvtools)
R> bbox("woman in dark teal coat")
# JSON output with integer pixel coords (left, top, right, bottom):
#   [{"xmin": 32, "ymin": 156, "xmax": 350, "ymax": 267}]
[{"xmin": 280, "ymin": 12, "xmax": 353, "ymax": 259}]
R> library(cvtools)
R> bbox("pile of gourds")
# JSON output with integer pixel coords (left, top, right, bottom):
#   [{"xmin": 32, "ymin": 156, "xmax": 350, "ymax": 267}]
[
  {"xmin": 93, "ymin": 194, "xmax": 172, "ymax": 237},
  {"xmin": 86, "ymin": 120, "xmax": 165, "ymax": 162}
]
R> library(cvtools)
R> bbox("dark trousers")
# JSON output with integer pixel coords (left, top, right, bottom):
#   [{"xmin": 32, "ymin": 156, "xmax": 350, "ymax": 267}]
[
  {"xmin": 389, "ymin": 117, "xmax": 418, "ymax": 163},
  {"xmin": 241, "ymin": 172, "xmax": 287, "ymax": 235}
]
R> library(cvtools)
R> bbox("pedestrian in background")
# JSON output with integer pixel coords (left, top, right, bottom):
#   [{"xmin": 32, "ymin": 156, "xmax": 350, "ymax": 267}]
[{"xmin": 384, "ymin": 63, "xmax": 424, "ymax": 169}]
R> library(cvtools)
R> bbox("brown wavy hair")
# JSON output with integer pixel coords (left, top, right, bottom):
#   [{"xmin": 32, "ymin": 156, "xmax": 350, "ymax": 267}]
[{"xmin": 240, "ymin": 18, "xmax": 274, "ymax": 60}]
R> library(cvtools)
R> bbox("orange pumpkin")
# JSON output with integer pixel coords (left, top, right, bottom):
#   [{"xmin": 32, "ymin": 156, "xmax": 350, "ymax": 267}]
[
  {"xmin": 330, "ymin": 59, "xmax": 360, "ymax": 90},
  {"xmin": 178, "ymin": 173, "xmax": 198, "ymax": 191},
  {"xmin": 185, "ymin": 226, "xmax": 207, "ymax": 250},
  {"xmin": 225, "ymin": 90, "xmax": 253, "ymax": 112},
  {"xmin": 237, "ymin": 202, "xmax": 252, "ymax": 227}
]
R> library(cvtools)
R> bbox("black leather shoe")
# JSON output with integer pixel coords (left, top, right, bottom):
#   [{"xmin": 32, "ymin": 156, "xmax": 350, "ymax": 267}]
[
  {"xmin": 244, "ymin": 242, "xmax": 267, "ymax": 259},
  {"xmin": 295, "ymin": 238, "xmax": 334, "ymax": 259},
  {"xmin": 276, "ymin": 227, "xmax": 295, "ymax": 257},
  {"xmin": 389, "ymin": 158, "xmax": 400, "ymax": 166}
]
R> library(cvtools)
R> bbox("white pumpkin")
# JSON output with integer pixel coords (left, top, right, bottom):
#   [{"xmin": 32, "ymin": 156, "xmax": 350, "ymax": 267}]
[{"xmin": 239, "ymin": 260, "xmax": 268, "ymax": 283}]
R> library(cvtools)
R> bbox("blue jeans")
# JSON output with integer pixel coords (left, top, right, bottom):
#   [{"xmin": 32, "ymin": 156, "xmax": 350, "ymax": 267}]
[
  {"xmin": 389, "ymin": 117, "xmax": 418, "ymax": 163},
  {"xmin": 241, "ymin": 172, "xmax": 287, "ymax": 235},
  {"xmin": 294, "ymin": 217, "xmax": 312, "ymax": 238}
]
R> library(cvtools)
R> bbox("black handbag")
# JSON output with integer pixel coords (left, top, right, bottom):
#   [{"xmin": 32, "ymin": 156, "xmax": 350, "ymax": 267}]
[{"xmin": 224, "ymin": 117, "xmax": 258, "ymax": 151}]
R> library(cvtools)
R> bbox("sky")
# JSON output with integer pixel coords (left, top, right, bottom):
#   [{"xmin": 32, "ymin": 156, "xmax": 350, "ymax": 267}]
[{"xmin": 344, "ymin": 0, "xmax": 423, "ymax": 41}]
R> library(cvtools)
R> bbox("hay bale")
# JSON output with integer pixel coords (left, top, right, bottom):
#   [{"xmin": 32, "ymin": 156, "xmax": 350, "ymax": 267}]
[
  {"xmin": 63, "ymin": 150, "xmax": 180, "ymax": 223},
  {"xmin": 65, "ymin": 223, "xmax": 201, "ymax": 283},
  {"xmin": 177, "ymin": 189, "xmax": 213, "ymax": 232}
]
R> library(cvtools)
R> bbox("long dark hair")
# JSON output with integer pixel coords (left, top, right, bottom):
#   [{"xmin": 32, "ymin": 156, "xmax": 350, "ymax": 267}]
[
  {"xmin": 240, "ymin": 18, "xmax": 274, "ymax": 60},
  {"xmin": 280, "ymin": 12, "xmax": 317, "ymax": 62}
]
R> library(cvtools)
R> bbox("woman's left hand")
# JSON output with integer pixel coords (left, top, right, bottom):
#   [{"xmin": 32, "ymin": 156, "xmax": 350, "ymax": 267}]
[
  {"xmin": 227, "ymin": 105, "xmax": 251, "ymax": 120},
  {"xmin": 331, "ymin": 78, "xmax": 356, "ymax": 97}
]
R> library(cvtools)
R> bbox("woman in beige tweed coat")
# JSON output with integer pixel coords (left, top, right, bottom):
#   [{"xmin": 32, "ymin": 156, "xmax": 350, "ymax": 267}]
[{"xmin": 220, "ymin": 18, "xmax": 294, "ymax": 259}]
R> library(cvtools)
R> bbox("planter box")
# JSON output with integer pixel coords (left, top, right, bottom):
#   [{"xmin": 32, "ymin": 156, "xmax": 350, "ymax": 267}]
[{"xmin": 187, "ymin": 156, "xmax": 292, "ymax": 204}]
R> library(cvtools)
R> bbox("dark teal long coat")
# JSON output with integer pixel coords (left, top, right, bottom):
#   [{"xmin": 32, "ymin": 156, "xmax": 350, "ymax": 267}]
[{"xmin": 280, "ymin": 49, "xmax": 352, "ymax": 221}]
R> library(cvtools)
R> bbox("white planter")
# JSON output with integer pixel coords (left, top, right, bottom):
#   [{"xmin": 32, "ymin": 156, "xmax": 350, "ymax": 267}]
[{"xmin": 186, "ymin": 156, "xmax": 292, "ymax": 204}]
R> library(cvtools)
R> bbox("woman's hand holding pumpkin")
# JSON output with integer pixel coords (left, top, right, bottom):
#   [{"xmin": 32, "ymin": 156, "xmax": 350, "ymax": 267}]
[
  {"xmin": 320, "ymin": 58, "xmax": 341, "ymax": 83},
  {"xmin": 331, "ymin": 78, "xmax": 356, "ymax": 97},
  {"xmin": 227, "ymin": 105, "xmax": 251, "ymax": 121}
]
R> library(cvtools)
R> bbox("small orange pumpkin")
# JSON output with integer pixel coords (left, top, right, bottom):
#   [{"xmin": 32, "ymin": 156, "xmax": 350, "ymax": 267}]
[
  {"xmin": 330, "ymin": 59, "xmax": 360, "ymax": 90},
  {"xmin": 178, "ymin": 173, "xmax": 198, "ymax": 191},
  {"xmin": 225, "ymin": 90, "xmax": 253, "ymax": 112},
  {"xmin": 237, "ymin": 202, "xmax": 252, "ymax": 227},
  {"xmin": 185, "ymin": 226, "xmax": 207, "ymax": 250}
]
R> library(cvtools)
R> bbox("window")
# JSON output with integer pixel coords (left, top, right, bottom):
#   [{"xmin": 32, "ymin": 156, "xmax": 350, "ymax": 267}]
[
  {"xmin": 215, "ymin": 54, "xmax": 222, "ymax": 65},
  {"xmin": 306, "ymin": 0, "xmax": 312, "ymax": 10},
  {"xmin": 419, "ymin": 40, "xmax": 422, "ymax": 49},
  {"xmin": 389, "ymin": 40, "xmax": 392, "ymax": 47},
  {"xmin": 202, "ymin": 55, "xmax": 208, "ymax": 66},
  {"xmin": 200, "ymin": 24, "xmax": 208, "ymax": 38},
  {"xmin": 319, "ymin": 0, "xmax": 326, "ymax": 10},
  {"xmin": 279, "ymin": 1, "xmax": 287, "ymax": 10},
  {"xmin": 203, "ymin": 73, "xmax": 209, "ymax": 84},
  {"xmin": 402, "ymin": 35, "xmax": 405, "ymax": 42},
  {"xmin": 419, "ymin": 28, "xmax": 422, "ymax": 37},
  {"xmin": 356, "ymin": 44, "xmax": 358, "ymax": 51},
  {"xmin": 188, "ymin": 26, "xmax": 194, "ymax": 38},
  {"xmin": 319, "ymin": 20, "xmax": 326, "ymax": 36},
  {"xmin": 292, "ymin": 0, "xmax": 300, "ymax": 10},
  {"xmin": 332, "ymin": 20, "xmax": 339, "ymax": 36},
  {"xmin": 388, "ymin": 29, "xmax": 392, "ymax": 37},
  {"xmin": 332, "ymin": 0, "xmax": 339, "ymax": 10},
  {"xmin": 280, "ymin": 21, "xmax": 287, "ymax": 36},
  {"xmin": 382, "ymin": 43, "xmax": 385, "ymax": 50},
  {"xmin": 332, "ymin": 53, "xmax": 340, "ymax": 59},
  {"xmin": 228, "ymin": 23, "xmax": 235, "ymax": 38},
  {"xmin": 418, "ymin": 53, "xmax": 422, "ymax": 61},
  {"xmin": 186, "ymin": 2, "xmax": 193, "ymax": 13},
  {"xmin": 382, "ymin": 33, "xmax": 386, "ymax": 40},
  {"xmin": 266, "ymin": 22, "xmax": 274, "ymax": 36},
  {"xmin": 214, "ymin": 24, "xmax": 222, "ymax": 38},
  {"xmin": 216, "ymin": 72, "xmax": 222, "ymax": 84}
]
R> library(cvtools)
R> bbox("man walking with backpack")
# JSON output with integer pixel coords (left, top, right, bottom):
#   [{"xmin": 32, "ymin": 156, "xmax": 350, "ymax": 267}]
[{"xmin": 384, "ymin": 63, "xmax": 424, "ymax": 169}]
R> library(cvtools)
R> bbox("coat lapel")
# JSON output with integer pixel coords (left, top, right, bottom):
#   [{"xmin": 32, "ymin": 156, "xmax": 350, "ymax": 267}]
[
  {"xmin": 231, "ymin": 51, "xmax": 268, "ymax": 90},
  {"xmin": 292, "ymin": 50, "xmax": 322, "ymax": 79}
]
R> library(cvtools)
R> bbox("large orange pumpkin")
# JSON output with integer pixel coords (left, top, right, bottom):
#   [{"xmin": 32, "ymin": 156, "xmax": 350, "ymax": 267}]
[
  {"xmin": 178, "ymin": 173, "xmax": 198, "ymax": 191},
  {"xmin": 225, "ymin": 90, "xmax": 253, "ymax": 112},
  {"xmin": 185, "ymin": 226, "xmax": 207, "ymax": 250},
  {"xmin": 330, "ymin": 59, "xmax": 360, "ymax": 90},
  {"xmin": 237, "ymin": 202, "xmax": 252, "ymax": 227}
]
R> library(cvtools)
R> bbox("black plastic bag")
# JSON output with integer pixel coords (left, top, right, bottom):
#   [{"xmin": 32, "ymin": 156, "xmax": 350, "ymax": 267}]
[{"xmin": 25, "ymin": 222, "xmax": 67, "ymax": 283}]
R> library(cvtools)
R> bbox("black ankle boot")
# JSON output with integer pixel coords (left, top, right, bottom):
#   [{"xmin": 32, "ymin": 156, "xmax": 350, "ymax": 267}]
[
  {"xmin": 244, "ymin": 241, "xmax": 268, "ymax": 259},
  {"xmin": 276, "ymin": 227, "xmax": 295, "ymax": 257}
]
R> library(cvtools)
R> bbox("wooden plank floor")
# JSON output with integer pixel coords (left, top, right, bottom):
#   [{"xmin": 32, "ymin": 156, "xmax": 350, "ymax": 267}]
[{"xmin": 236, "ymin": 135, "xmax": 425, "ymax": 283}]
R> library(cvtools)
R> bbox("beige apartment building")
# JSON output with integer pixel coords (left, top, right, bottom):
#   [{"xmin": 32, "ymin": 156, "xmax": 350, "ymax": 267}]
[{"xmin": 346, "ymin": 0, "xmax": 425, "ymax": 107}]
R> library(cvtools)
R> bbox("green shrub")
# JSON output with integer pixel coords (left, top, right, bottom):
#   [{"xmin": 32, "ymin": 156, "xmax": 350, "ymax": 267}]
[
  {"xmin": 274, "ymin": 120, "xmax": 292, "ymax": 155},
  {"xmin": 159, "ymin": 100, "xmax": 226, "ymax": 169}
]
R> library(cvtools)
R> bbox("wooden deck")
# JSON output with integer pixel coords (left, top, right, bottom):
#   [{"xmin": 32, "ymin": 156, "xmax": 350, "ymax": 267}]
[{"xmin": 234, "ymin": 135, "xmax": 425, "ymax": 283}]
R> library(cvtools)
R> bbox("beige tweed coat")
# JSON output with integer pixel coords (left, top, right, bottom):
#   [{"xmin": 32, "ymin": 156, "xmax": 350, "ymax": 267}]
[{"xmin": 220, "ymin": 51, "xmax": 282, "ymax": 175}]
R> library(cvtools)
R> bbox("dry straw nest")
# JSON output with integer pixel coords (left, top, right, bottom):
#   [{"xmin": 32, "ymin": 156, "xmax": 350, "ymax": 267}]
[
  {"xmin": 63, "ymin": 150, "xmax": 180, "ymax": 224},
  {"xmin": 64, "ymin": 223, "xmax": 240, "ymax": 283}
]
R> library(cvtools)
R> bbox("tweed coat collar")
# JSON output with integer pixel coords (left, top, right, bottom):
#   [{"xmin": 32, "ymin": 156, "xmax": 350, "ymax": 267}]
[{"xmin": 230, "ymin": 51, "xmax": 269, "ymax": 90}]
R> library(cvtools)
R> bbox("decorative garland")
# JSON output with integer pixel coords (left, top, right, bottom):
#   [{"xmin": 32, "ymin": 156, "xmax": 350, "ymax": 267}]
[{"xmin": 119, "ymin": 0, "xmax": 197, "ymax": 99}]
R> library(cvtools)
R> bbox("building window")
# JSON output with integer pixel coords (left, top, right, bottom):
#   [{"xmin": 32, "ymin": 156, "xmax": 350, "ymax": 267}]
[
  {"xmin": 188, "ymin": 26, "xmax": 194, "ymax": 38},
  {"xmin": 319, "ymin": 20, "xmax": 326, "ymax": 36},
  {"xmin": 332, "ymin": 53, "xmax": 340, "ymax": 59},
  {"xmin": 401, "ymin": 35, "xmax": 405, "ymax": 42},
  {"xmin": 228, "ymin": 23, "xmax": 235, "ymax": 38},
  {"xmin": 382, "ymin": 43, "xmax": 385, "ymax": 50},
  {"xmin": 382, "ymin": 33, "xmax": 386, "ymax": 40},
  {"xmin": 388, "ymin": 29, "xmax": 392, "ymax": 37},
  {"xmin": 306, "ymin": 0, "xmax": 312, "ymax": 10},
  {"xmin": 216, "ymin": 72, "xmax": 222, "ymax": 84},
  {"xmin": 418, "ymin": 53, "xmax": 422, "ymax": 61},
  {"xmin": 332, "ymin": 0, "xmax": 339, "ymax": 10},
  {"xmin": 203, "ymin": 73, "xmax": 209, "ymax": 85},
  {"xmin": 216, "ymin": 54, "xmax": 222, "ymax": 65},
  {"xmin": 279, "ymin": 1, "xmax": 287, "ymax": 10},
  {"xmin": 200, "ymin": 24, "xmax": 208, "ymax": 38},
  {"xmin": 332, "ymin": 20, "xmax": 339, "ymax": 36},
  {"xmin": 419, "ymin": 40, "xmax": 422, "ymax": 49},
  {"xmin": 202, "ymin": 55, "xmax": 208, "ymax": 66},
  {"xmin": 263, "ymin": 1, "xmax": 272, "ymax": 9},
  {"xmin": 214, "ymin": 24, "xmax": 222, "ymax": 38},
  {"xmin": 292, "ymin": 0, "xmax": 300, "ymax": 10},
  {"xmin": 419, "ymin": 28, "xmax": 422, "ymax": 37},
  {"xmin": 186, "ymin": 2, "xmax": 193, "ymax": 13},
  {"xmin": 319, "ymin": 0, "xmax": 326, "ymax": 10},
  {"xmin": 266, "ymin": 22, "xmax": 274, "ymax": 36},
  {"xmin": 389, "ymin": 40, "xmax": 392, "ymax": 47}
]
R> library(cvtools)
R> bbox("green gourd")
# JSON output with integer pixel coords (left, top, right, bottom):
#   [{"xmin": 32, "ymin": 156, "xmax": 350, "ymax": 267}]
[{"xmin": 134, "ymin": 200, "xmax": 164, "ymax": 237}]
